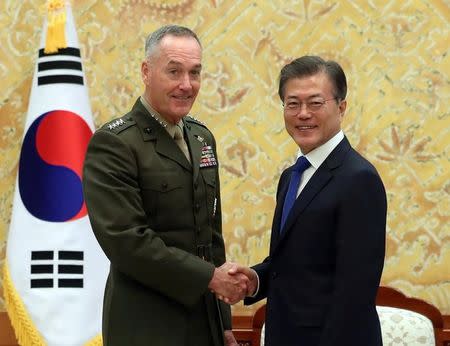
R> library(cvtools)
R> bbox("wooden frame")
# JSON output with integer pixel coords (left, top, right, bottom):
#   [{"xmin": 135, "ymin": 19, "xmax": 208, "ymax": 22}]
[
  {"xmin": 1, "ymin": 286, "xmax": 449, "ymax": 345},
  {"xmin": 376, "ymin": 286, "xmax": 445, "ymax": 346},
  {"xmin": 0, "ymin": 312, "xmax": 17, "ymax": 346},
  {"xmin": 233, "ymin": 286, "xmax": 449, "ymax": 346}
]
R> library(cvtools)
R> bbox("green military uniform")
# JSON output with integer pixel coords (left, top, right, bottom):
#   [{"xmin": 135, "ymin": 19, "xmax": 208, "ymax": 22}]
[{"xmin": 83, "ymin": 99, "xmax": 231, "ymax": 346}]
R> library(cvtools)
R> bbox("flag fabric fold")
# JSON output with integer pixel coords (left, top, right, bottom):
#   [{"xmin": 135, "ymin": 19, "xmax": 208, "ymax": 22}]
[{"xmin": 3, "ymin": 2, "xmax": 108, "ymax": 345}]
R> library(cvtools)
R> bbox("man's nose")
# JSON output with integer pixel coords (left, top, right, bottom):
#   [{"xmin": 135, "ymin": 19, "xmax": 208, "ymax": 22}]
[
  {"xmin": 179, "ymin": 73, "xmax": 192, "ymax": 90},
  {"xmin": 297, "ymin": 103, "xmax": 311, "ymax": 118}
]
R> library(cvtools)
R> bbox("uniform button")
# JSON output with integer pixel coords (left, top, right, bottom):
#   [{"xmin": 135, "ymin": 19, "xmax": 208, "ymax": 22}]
[
  {"xmin": 145, "ymin": 127, "xmax": 152, "ymax": 133},
  {"xmin": 194, "ymin": 182, "xmax": 198, "ymax": 189},
  {"xmin": 271, "ymin": 272, "xmax": 277, "ymax": 279},
  {"xmin": 162, "ymin": 182, "xmax": 168, "ymax": 190},
  {"xmin": 195, "ymin": 203, "xmax": 200, "ymax": 212},
  {"xmin": 196, "ymin": 227, "xmax": 201, "ymax": 234}
]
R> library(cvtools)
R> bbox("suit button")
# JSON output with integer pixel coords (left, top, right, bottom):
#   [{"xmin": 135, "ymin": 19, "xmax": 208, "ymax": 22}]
[
  {"xmin": 145, "ymin": 127, "xmax": 152, "ymax": 134},
  {"xmin": 197, "ymin": 227, "xmax": 201, "ymax": 234},
  {"xmin": 162, "ymin": 182, "xmax": 168, "ymax": 190},
  {"xmin": 195, "ymin": 203, "xmax": 200, "ymax": 212},
  {"xmin": 194, "ymin": 182, "xmax": 198, "ymax": 189},
  {"xmin": 271, "ymin": 272, "xmax": 277, "ymax": 279}
]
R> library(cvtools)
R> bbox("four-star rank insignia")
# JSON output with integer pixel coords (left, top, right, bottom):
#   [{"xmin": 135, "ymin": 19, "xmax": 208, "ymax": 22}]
[{"xmin": 200, "ymin": 143, "xmax": 217, "ymax": 168}]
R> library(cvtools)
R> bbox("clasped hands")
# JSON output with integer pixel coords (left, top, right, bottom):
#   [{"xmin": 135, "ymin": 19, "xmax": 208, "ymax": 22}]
[{"xmin": 208, "ymin": 262, "xmax": 257, "ymax": 304}]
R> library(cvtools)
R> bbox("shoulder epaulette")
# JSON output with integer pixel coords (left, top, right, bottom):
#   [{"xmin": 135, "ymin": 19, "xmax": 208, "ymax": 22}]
[
  {"xmin": 102, "ymin": 115, "xmax": 135, "ymax": 134},
  {"xmin": 185, "ymin": 115, "xmax": 207, "ymax": 128}
]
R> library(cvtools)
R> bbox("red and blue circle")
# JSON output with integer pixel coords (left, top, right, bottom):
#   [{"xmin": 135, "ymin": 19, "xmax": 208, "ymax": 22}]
[{"xmin": 19, "ymin": 110, "xmax": 93, "ymax": 222}]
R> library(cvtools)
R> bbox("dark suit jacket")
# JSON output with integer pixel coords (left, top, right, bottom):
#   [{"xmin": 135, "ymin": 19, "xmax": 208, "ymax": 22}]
[
  {"xmin": 245, "ymin": 137, "xmax": 386, "ymax": 346},
  {"xmin": 83, "ymin": 99, "xmax": 230, "ymax": 346}
]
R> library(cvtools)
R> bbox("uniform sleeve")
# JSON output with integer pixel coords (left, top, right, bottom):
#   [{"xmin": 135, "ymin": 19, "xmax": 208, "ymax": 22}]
[
  {"xmin": 209, "ymin": 133, "xmax": 226, "ymax": 266},
  {"xmin": 83, "ymin": 130, "xmax": 215, "ymax": 308},
  {"xmin": 318, "ymin": 168, "xmax": 387, "ymax": 346},
  {"xmin": 206, "ymin": 133, "xmax": 233, "ymax": 328}
]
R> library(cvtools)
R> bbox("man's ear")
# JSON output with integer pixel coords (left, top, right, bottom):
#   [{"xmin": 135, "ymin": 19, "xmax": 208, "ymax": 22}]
[
  {"xmin": 339, "ymin": 99, "xmax": 347, "ymax": 117},
  {"xmin": 141, "ymin": 60, "xmax": 150, "ymax": 85}
]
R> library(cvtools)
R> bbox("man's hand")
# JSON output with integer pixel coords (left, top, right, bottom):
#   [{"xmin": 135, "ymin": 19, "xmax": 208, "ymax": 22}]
[
  {"xmin": 227, "ymin": 263, "xmax": 258, "ymax": 297},
  {"xmin": 224, "ymin": 330, "xmax": 239, "ymax": 346},
  {"xmin": 208, "ymin": 262, "xmax": 249, "ymax": 304}
]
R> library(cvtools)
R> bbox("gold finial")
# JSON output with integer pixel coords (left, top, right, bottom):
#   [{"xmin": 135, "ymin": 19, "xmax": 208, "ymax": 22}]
[{"xmin": 44, "ymin": 0, "xmax": 67, "ymax": 54}]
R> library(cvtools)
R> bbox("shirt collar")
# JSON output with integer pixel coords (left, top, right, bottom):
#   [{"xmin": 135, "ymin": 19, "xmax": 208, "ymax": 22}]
[
  {"xmin": 140, "ymin": 95, "xmax": 183, "ymax": 138},
  {"xmin": 298, "ymin": 130, "xmax": 344, "ymax": 169}
]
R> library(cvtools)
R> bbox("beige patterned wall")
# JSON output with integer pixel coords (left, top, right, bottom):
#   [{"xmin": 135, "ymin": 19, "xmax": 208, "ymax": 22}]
[{"xmin": 0, "ymin": 0, "xmax": 449, "ymax": 318}]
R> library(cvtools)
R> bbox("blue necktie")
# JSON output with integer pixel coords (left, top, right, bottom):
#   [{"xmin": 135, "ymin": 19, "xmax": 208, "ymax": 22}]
[{"xmin": 280, "ymin": 156, "xmax": 311, "ymax": 233}]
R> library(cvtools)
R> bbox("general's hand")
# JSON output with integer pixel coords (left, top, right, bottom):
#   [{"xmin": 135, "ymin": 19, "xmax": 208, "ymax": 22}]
[
  {"xmin": 208, "ymin": 262, "xmax": 249, "ymax": 304},
  {"xmin": 228, "ymin": 263, "xmax": 258, "ymax": 297},
  {"xmin": 224, "ymin": 330, "xmax": 239, "ymax": 346}
]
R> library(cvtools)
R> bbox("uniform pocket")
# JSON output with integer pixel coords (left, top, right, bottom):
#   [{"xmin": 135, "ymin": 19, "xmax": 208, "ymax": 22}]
[{"xmin": 139, "ymin": 173, "xmax": 184, "ymax": 228}]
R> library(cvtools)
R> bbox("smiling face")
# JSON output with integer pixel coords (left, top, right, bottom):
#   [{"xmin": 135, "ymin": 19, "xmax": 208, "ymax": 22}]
[
  {"xmin": 141, "ymin": 35, "xmax": 202, "ymax": 124},
  {"xmin": 283, "ymin": 72, "xmax": 347, "ymax": 154}
]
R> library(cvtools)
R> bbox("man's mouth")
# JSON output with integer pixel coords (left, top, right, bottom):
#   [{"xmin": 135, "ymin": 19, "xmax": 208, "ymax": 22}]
[
  {"xmin": 172, "ymin": 95, "xmax": 191, "ymax": 100},
  {"xmin": 296, "ymin": 125, "xmax": 315, "ymax": 130}
]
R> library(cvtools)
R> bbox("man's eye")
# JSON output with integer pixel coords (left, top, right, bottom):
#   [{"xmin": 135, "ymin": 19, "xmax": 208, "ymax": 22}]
[
  {"xmin": 168, "ymin": 69, "xmax": 178, "ymax": 75},
  {"xmin": 287, "ymin": 102, "xmax": 299, "ymax": 109},
  {"xmin": 309, "ymin": 101, "xmax": 323, "ymax": 107}
]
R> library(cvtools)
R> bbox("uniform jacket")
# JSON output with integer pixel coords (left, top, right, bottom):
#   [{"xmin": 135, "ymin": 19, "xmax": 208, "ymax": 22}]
[
  {"xmin": 245, "ymin": 137, "xmax": 387, "ymax": 346},
  {"xmin": 83, "ymin": 99, "xmax": 230, "ymax": 346}
]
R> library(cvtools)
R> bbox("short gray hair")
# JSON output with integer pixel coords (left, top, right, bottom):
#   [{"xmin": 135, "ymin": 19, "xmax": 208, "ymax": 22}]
[{"xmin": 144, "ymin": 25, "xmax": 202, "ymax": 60}]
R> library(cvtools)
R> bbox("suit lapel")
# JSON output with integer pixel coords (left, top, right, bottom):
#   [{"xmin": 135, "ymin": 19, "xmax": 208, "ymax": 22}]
[
  {"xmin": 131, "ymin": 99, "xmax": 191, "ymax": 171},
  {"xmin": 274, "ymin": 137, "xmax": 352, "ymax": 249},
  {"xmin": 278, "ymin": 169, "xmax": 332, "ymax": 243}
]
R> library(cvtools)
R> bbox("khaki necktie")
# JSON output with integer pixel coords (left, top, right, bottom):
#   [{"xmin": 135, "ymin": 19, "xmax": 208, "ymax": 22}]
[{"xmin": 174, "ymin": 125, "xmax": 191, "ymax": 163}]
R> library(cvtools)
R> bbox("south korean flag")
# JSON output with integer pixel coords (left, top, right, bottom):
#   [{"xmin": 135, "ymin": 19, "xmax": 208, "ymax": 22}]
[{"xmin": 3, "ymin": 2, "xmax": 108, "ymax": 345}]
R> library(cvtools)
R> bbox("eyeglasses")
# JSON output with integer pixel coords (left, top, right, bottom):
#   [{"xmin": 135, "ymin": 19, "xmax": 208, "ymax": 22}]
[{"xmin": 283, "ymin": 97, "xmax": 338, "ymax": 114}]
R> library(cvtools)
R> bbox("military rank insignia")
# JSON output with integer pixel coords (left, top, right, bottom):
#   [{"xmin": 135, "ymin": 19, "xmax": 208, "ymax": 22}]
[{"xmin": 200, "ymin": 143, "xmax": 217, "ymax": 168}]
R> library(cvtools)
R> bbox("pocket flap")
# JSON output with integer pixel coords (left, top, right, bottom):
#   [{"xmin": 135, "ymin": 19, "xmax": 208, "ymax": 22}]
[{"xmin": 140, "ymin": 173, "xmax": 182, "ymax": 192}]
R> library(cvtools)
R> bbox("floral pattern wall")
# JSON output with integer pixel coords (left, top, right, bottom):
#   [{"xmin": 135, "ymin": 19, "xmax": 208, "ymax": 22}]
[{"xmin": 0, "ymin": 0, "xmax": 449, "ymax": 316}]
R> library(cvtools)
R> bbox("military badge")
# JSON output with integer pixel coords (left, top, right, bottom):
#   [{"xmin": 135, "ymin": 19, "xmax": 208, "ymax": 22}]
[{"xmin": 199, "ymin": 143, "xmax": 217, "ymax": 168}]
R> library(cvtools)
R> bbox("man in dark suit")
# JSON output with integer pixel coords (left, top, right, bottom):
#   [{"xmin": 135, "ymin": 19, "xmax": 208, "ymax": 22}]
[
  {"xmin": 228, "ymin": 56, "xmax": 387, "ymax": 346},
  {"xmin": 83, "ymin": 25, "xmax": 247, "ymax": 346}
]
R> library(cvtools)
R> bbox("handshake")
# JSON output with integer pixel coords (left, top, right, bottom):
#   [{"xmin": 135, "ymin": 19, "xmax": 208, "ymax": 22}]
[{"xmin": 208, "ymin": 262, "xmax": 258, "ymax": 305}]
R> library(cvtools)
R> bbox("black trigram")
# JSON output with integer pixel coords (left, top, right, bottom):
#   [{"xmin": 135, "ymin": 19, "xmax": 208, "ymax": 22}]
[
  {"xmin": 37, "ymin": 47, "xmax": 84, "ymax": 86},
  {"xmin": 30, "ymin": 250, "xmax": 84, "ymax": 288}
]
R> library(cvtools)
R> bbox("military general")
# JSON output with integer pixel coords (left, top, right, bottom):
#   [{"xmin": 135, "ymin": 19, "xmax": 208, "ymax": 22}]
[{"xmin": 83, "ymin": 25, "xmax": 247, "ymax": 346}]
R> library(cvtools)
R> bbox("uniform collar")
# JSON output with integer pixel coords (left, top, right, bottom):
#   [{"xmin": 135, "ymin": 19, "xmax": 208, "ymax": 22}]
[{"xmin": 140, "ymin": 95, "xmax": 184, "ymax": 139}]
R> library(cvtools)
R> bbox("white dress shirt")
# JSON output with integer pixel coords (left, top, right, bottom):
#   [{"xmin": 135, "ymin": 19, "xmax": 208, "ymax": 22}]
[{"xmin": 296, "ymin": 130, "xmax": 344, "ymax": 197}]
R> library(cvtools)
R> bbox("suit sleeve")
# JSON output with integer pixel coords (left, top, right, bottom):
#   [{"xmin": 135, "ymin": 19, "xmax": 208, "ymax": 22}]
[
  {"xmin": 243, "ymin": 260, "xmax": 270, "ymax": 305},
  {"xmin": 319, "ymin": 168, "xmax": 387, "ymax": 346},
  {"xmin": 83, "ymin": 130, "xmax": 215, "ymax": 308}
]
